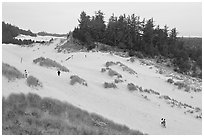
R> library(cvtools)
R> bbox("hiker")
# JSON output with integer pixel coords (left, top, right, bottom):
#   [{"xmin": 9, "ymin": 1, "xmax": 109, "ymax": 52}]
[
  {"xmin": 161, "ymin": 118, "xmax": 166, "ymax": 128},
  {"xmin": 57, "ymin": 70, "xmax": 61, "ymax": 76},
  {"xmin": 24, "ymin": 70, "xmax": 28, "ymax": 78},
  {"xmin": 20, "ymin": 57, "xmax": 23, "ymax": 63},
  {"xmin": 85, "ymin": 55, "xmax": 87, "ymax": 58}
]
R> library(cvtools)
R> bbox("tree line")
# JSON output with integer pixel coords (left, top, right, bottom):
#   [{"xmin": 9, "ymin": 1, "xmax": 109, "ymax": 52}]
[
  {"xmin": 2, "ymin": 22, "xmax": 45, "ymax": 45},
  {"xmin": 73, "ymin": 11, "xmax": 201, "ymax": 78},
  {"xmin": 37, "ymin": 31, "xmax": 67, "ymax": 37}
]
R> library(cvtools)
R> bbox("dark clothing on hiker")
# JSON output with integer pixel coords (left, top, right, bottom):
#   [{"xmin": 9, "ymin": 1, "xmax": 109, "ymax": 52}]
[
  {"xmin": 57, "ymin": 70, "xmax": 61, "ymax": 76},
  {"xmin": 24, "ymin": 70, "xmax": 28, "ymax": 78}
]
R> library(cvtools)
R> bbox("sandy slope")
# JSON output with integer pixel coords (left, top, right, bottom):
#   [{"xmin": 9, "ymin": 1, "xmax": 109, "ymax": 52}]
[{"xmin": 2, "ymin": 36, "xmax": 202, "ymax": 135}]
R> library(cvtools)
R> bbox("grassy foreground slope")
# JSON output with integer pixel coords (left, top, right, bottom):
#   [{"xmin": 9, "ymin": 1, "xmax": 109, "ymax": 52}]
[{"xmin": 2, "ymin": 93, "xmax": 144, "ymax": 135}]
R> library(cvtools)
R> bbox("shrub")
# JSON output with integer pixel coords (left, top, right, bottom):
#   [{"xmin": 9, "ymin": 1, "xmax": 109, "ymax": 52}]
[
  {"xmin": 70, "ymin": 75, "xmax": 87, "ymax": 86},
  {"xmin": 159, "ymin": 69, "xmax": 164, "ymax": 74},
  {"xmin": 129, "ymin": 57, "xmax": 136, "ymax": 63},
  {"xmin": 143, "ymin": 96, "xmax": 149, "ymax": 100},
  {"xmin": 101, "ymin": 68, "xmax": 106, "ymax": 72},
  {"xmin": 2, "ymin": 63, "xmax": 24, "ymax": 80},
  {"xmin": 105, "ymin": 61, "xmax": 116, "ymax": 67},
  {"xmin": 127, "ymin": 83, "xmax": 137, "ymax": 91},
  {"xmin": 33, "ymin": 57, "xmax": 69, "ymax": 72},
  {"xmin": 195, "ymin": 107, "xmax": 201, "ymax": 112},
  {"xmin": 26, "ymin": 75, "xmax": 42, "ymax": 88},
  {"xmin": 117, "ymin": 62, "xmax": 137, "ymax": 75},
  {"xmin": 108, "ymin": 69, "xmax": 122, "ymax": 78},
  {"xmin": 174, "ymin": 81, "xmax": 186, "ymax": 89},
  {"xmin": 143, "ymin": 89, "xmax": 150, "ymax": 93},
  {"xmin": 184, "ymin": 86, "xmax": 191, "ymax": 92},
  {"xmin": 159, "ymin": 95, "xmax": 171, "ymax": 100},
  {"xmin": 167, "ymin": 78, "xmax": 174, "ymax": 84},
  {"xmin": 104, "ymin": 82, "xmax": 117, "ymax": 89},
  {"xmin": 149, "ymin": 89, "xmax": 160, "ymax": 95},
  {"xmin": 114, "ymin": 79, "xmax": 123, "ymax": 83}
]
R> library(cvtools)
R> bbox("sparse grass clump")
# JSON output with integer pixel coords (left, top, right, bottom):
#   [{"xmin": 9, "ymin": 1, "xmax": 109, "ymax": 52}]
[
  {"xmin": 101, "ymin": 68, "xmax": 106, "ymax": 72},
  {"xmin": 114, "ymin": 79, "xmax": 123, "ymax": 83},
  {"xmin": 105, "ymin": 61, "xmax": 116, "ymax": 67},
  {"xmin": 33, "ymin": 57, "xmax": 69, "ymax": 72},
  {"xmin": 108, "ymin": 69, "xmax": 122, "ymax": 78},
  {"xmin": 174, "ymin": 81, "xmax": 186, "ymax": 89},
  {"xmin": 167, "ymin": 78, "xmax": 174, "ymax": 84},
  {"xmin": 129, "ymin": 57, "xmax": 136, "ymax": 63},
  {"xmin": 143, "ymin": 89, "xmax": 150, "ymax": 93},
  {"xmin": 2, "ymin": 63, "xmax": 24, "ymax": 81},
  {"xmin": 127, "ymin": 83, "xmax": 137, "ymax": 91},
  {"xmin": 149, "ymin": 89, "xmax": 160, "ymax": 95},
  {"xmin": 104, "ymin": 82, "xmax": 117, "ymax": 89},
  {"xmin": 159, "ymin": 95, "xmax": 171, "ymax": 100},
  {"xmin": 105, "ymin": 61, "xmax": 137, "ymax": 75},
  {"xmin": 26, "ymin": 75, "xmax": 42, "ymax": 88},
  {"xmin": 70, "ymin": 75, "xmax": 87, "ymax": 86},
  {"xmin": 2, "ymin": 93, "xmax": 143, "ymax": 135}
]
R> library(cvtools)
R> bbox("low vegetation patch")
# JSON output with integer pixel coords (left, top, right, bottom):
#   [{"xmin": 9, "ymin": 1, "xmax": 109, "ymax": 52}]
[
  {"xmin": 101, "ymin": 67, "xmax": 122, "ymax": 79},
  {"xmin": 2, "ymin": 93, "xmax": 143, "ymax": 135},
  {"xmin": 127, "ymin": 83, "xmax": 137, "ymax": 91},
  {"xmin": 167, "ymin": 78, "xmax": 195, "ymax": 93},
  {"xmin": 26, "ymin": 75, "xmax": 42, "ymax": 88},
  {"xmin": 101, "ymin": 68, "xmax": 106, "ymax": 72},
  {"xmin": 33, "ymin": 57, "xmax": 69, "ymax": 72},
  {"xmin": 2, "ymin": 63, "xmax": 24, "ymax": 81},
  {"xmin": 158, "ymin": 95, "xmax": 202, "ymax": 119},
  {"xmin": 108, "ymin": 69, "xmax": 122, "ymax": 78},
  {"xmin": 70, "ymin": 75, "xmax": 87, "ymax": 86},
  {"xmin": 116, "ymin": 62, "xmax": 137, "ymax": 75},
  {"xmin": 114, "ymin": 79, "xmax": 123, "ymax": 83},
  {"xmin": 174, "ymin": 81, "xmax": 189, "ymax": 90},
  {"xmin": 148, "ymin": 89, "xmax": 160, "ymax": 95},
  {"xmin": 105, "ymin": 61, "xmax": 116, "ymax": 67},
  {"xmin": 105, "ymin": 61, "xmax": 137, "ymax": 75},
  {"xmin": 167, "ymin": 78, "xmax": 174, "ymax": 84},
  {"xmin": 159, "ymin": 95, "xmax": 171, "ymax": 100},
  {"xmin": 104, "ymin": 82, "xmax": 117, "ymax": 89},
  {"xmin": 129, "ymin": 57, "xmax": 136, "ymax": 63}
]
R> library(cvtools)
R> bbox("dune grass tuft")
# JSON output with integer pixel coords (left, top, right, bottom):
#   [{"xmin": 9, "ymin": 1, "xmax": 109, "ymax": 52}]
[
  {"xmin": 104, "ymin": 82, "xmax": 117, "ymax": 89},
  {"xmin": 2, "ymin": 93, "xmax": 144, "ymax": 135},
  {"xmin": 127, "ymin": 83, "xmax": 137, "ymax": 91},
  {"xmin": 33, "ymin": 57, "xmax": 69, "ymax": 72},
  {"xmin": 108, "ymin": 69, "xmax": 122, "ymax": 78},
  {"xmin": 26, "ymin": 75, "xmax": 42, "ymax": 88},
  {"xmin": 167, "ymin": 78, "xmax": 174, "ymax": 84},
  {"xmin": 2, "ymin": 63, "xmax": 24, "ymax": 81},
  {"xmin": 70, "ymin": 75, "xmax": 87, "ymax": 86}
]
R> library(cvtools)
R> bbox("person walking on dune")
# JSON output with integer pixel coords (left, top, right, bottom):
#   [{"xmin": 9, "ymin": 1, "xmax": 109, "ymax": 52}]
[
  {"xmin": 57, "ymin": 70, "xmax": 61, "ymax": 76},
  {"xmin": 161, "ymin": 118, "xmax": 166, "ymax": 128},
  {"xmin": 24, "ymin": 70, "xmax": 28, "ymax": 78}
]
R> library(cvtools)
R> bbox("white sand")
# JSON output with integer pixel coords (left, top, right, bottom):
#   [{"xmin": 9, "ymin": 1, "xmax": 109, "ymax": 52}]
[{"xmin": 2, "ymin": 35, "xmax": 202, "ymax": 135}]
